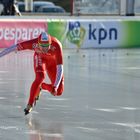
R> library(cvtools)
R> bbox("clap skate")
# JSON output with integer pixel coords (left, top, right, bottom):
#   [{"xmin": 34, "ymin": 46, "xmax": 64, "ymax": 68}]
[{"xmin": 24, "ymin": 104, "xmax": 32, "ymax": 115}]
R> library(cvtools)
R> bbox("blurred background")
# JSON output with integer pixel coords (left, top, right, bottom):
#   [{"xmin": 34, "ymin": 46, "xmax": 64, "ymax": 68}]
[{"xmin": 0, "ymin": 0, "xmax": 140, "ymax": 16}]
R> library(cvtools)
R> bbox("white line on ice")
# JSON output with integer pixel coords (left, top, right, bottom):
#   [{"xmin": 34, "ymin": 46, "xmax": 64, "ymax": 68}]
[
  {"xmin": 111, "ymin": 122, "xmax": 140, "ymax": 132},
  {"xmin": 92, "ymin": 107, "xmax": 140, "ymax": 112},
  {"xmin": 94, "ymin": 108, "xmax": 120, "ymax": 112},
  {"xmin": 121, "ymin": 67, "xmax": 140, "ymax": 70},
  {"xmin": 0, "ymin": 97, "xmax": 6, "ymax": 99},
  {"xmin": 48, "ymin": 98, "xmax": 69, "ymax": 101},
  {"xmin": 120, "ymin": 107, "xmax": 138, "ymax": 110},
  {"xmin": 0, "ymin": 126, "xmax": 19, "ymax": 130},
  {"xmin": 0, "ymin": 71, "xmax": 9, "ymax": 73},
  {"xmin": 77, "ymin": 127, "xmax": 99, "ymax": 132},
  {"xmin": 15, "ymin": 106, "xmax": 22, "ymax": 108}
]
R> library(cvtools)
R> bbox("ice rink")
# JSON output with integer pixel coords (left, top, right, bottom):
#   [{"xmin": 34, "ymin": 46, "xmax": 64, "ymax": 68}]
[{"xmin": 0, "ymin": 48, "xmax": 140, "ymax": 140}]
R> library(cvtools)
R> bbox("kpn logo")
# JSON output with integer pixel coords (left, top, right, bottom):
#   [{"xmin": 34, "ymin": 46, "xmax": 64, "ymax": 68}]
[{"xmin": 67, "ymin": 21, "xmax": 85, "ymax": 48}]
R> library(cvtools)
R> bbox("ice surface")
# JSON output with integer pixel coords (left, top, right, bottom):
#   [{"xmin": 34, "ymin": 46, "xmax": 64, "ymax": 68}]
[{"xmin": 0, "ymin": 49, "xmax": 140, "ymax": 140}]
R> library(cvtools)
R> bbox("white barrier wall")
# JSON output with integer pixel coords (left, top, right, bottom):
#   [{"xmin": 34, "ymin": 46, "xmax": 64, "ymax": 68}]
[{"xmin": 0, "ymin": 17, "xmax": 140, "ymax": 48}]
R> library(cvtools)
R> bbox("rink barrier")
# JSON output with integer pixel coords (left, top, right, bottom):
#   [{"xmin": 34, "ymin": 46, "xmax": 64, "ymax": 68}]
[{"xmin": 0, "ymin": 18, "xmax": 140, "ymax": 48}]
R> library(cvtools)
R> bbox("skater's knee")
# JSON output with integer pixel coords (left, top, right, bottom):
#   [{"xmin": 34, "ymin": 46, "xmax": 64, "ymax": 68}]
[
  {"xmin": 41, "ymin": 83, "xmax": 52, "ymax": 91},
  {"xmin": 57, "ymin": 92, "xmax": 63, "ymax": 96},
  {"xmin": 57, "ymin": 87, "xmax": 64, "ymax": 96},
  {"xmin": 35, "ymin": 72, "xmax": 45, "ymax": 83}
]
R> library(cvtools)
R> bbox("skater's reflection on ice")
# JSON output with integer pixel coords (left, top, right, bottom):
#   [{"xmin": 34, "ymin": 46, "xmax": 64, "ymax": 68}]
[{"xmin": 25, "ymin": 116, "xmax": 64, "ymax": 140}]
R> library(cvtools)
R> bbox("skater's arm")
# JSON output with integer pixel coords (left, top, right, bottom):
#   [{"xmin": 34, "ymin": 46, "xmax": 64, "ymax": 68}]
[
  {"xmin": 0, "ymin": 44, "xmax": 17, "ymax": 58},
  {"xmin": 0, "ymin": 37, "xmax": 38, "ymax": 58},
  {"xmin": 51, "ymin": 64, "xmax": 63, "ymax": 96},
  {"xmin": 54, "ymin": 39, "xmax": 63, "ymax": 88},
  {"xmin": 52, "ymin": 54, "xmax": 63, "ymax": 95},
  {"xmin": 17, "ymin": 38, "xmax": 37, "ymax": 51},
  {"xmin": 54, "ymin": 64, "xmax": 63, "ymax": 89},
  {"xmin": 51, "ymin": 37, "xmax": 64, "ymax": 95}
]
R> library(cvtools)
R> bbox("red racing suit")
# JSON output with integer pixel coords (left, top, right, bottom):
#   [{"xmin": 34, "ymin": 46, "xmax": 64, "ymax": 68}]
[{"xmin": 17, "ymin": 36, "xmax": 64, "ymax": 106}]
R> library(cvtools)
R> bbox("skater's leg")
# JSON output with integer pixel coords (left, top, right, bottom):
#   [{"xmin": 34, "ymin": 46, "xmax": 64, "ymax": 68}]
[
  {"xmin": 28, "ymin": 53, "xmax": 46, "ymax": 106},
  {"xmin": 41, "ymin": 83, "xmax": 52, "ymax": 92},
  {"xmin": 28, "ymin": 71, "xmax": 45, "ymax": 106}
]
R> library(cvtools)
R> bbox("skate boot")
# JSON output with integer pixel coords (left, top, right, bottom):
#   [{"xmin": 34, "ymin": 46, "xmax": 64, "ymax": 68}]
[
  {"xmin": 35, "ymin": 92, "xmax": 41, "ymax": 101},
  {"xmin": 24, "ymin": 104, "xmax": 32, "ymax": 115},
  {"xmin": 34, "ymin": 88, "xmax": 42, "ymax": 106}
]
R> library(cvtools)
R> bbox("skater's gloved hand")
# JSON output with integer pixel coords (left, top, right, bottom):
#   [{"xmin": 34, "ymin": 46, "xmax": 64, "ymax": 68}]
[{"xmin": 51, "ymin": 86, "xmax": 57, "ymax": 96}]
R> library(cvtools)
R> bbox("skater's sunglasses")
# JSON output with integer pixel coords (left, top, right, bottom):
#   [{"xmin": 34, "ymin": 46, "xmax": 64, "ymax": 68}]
[{"xmin": 39, "ymin": 43, "xmax": 50, "ymax": 48}]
